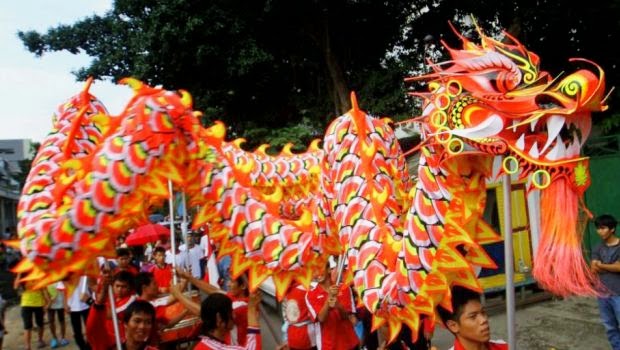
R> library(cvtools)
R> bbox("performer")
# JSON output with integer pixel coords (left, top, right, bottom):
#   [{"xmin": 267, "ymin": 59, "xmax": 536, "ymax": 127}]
[
  {"xmin": 192, "ymin": 292, "xmax": 261, "ymax": 350},
  {"xmin": 173, "ymin": 268, "xmax": 249, "ymax": 346},
  {"xmin": 305, "ymin": 260, "xmax": 359, "ymax": 350},
  {"xmin": 87, "ymin": 299, "xmax": 158, "ymax": 350},
  {"xmin": 437, "ymin": 286, "xmax": 507, "ymax": 350}
]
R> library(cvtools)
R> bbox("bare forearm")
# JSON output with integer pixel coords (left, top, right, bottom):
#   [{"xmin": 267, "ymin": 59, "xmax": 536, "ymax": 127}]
[
  {"xmin": 186, "ymin": 275, "xmax": 224, "ymax": 295},
  {"xmin": 600, "ymin": 262, "xmax": 620, "ymax": 273},
  {"xmin": 172, "ymin": 290, "xmax": 200, "ymax": 316},
  {"xmin": 317, "ymin": 302, "xmax": 330, "ymax": 323}
]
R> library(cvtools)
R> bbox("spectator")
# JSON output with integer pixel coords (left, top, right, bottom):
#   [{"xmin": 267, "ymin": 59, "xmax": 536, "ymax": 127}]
[
  {"xmin": 0, "ymin": 293, "xmax": 6, "ymax": 350},
  {"xmin": 14, "ymin": 274, "xmax": 50, "ymax": 350},
  {"xmin": 66, "ymin": 276, "xmax": 92, "ymax": 350},
  {"xmin": 115, "ymin": 248, "xmax": 139, "ymax": 276},
  {"xmin": 437, "ymin": 286, "xmax": 507, "ymax": 350},
  {"xmin": 591, "ymin": 214, "xmax": 620, "ymax": 349},
  {"xmin": 47, "ymin": 281, "xmax": 70, "ymax": 348},
  {"xmin": 150, "ymin": 247, "xmax": 173, "ymax": 294}
]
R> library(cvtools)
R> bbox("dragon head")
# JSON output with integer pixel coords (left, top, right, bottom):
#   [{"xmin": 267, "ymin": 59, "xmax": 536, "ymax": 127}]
[
  {"xmin": 409, "ymin": 24, "xmax": 608, "ymax": 296},
  {"xmin": 410, "ymin": 26, "xmax": 607, "ymax": 193}
]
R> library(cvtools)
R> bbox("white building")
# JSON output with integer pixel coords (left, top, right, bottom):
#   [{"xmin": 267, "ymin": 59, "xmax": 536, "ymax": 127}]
[{"xmin": 0, "ymin": 139, "xmax": 34, "ymax": 174}]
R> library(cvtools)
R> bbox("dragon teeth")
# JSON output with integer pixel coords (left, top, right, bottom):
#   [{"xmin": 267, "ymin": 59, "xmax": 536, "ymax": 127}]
[
  {"xmin": 516, "ymin": 134, "xmax": 525, "ymax": 150},
  {"xmin": 529, "ymin": 141, "xmax": 540, "ymax": 158},
  {"xmin": 541, "ymin": 115, "xmax": 565, "ymax": 154}
]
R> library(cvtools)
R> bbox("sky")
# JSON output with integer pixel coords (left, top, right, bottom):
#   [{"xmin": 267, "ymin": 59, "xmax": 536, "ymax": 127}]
[{"xmin": 0, "ymin": 0, "xmax": 133, "ymax": 142}]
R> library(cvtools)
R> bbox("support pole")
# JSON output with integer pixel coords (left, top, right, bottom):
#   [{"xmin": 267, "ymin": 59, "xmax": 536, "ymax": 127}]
[
  {"xmin": 108, "ymin": 284, "xmax": 123, "ymax": 350},
  {"xmin": 101, "ymin": 260, "xmax": 122, "ymax": 350},
  {"xmin": 168, "ymin": 179, "xmax": 178, "ymax": 284},
  {"xmin": 181, "ymin": 192, "xmax": 191, "ymax": 292},
  {"xmin": 502, "ymin": 168, "xmax": 516, "ymax": 349}
]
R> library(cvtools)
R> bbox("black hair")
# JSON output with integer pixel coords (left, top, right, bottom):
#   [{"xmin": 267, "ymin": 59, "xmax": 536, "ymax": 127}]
[
  {"xmin": 135, "ymin": 272, "xmax": 154, "ymax": 296},
  {"xmin": 595, "ymin": 214, "xmax": 618, "ymax": 231},
  {"xmin": 113, "ymin": 270, "xmax": 135, "ymax": 291},
  {"xmin": 437, "ymin": 286, "xmax": 482, "ymax": 327},
  {"xmin": 153, "ymin": 246, "xmax": 166, "ymax": 255},
  {"xmin": 234, "ymin": 274, "xmax": 249, "ymax": 296},
  {"xmin": 200, "ymin": 293, "xmax": 233, "ymax": 333},
  {"xmin": 116, "ymin": 247, "xmax": 131, "ymax": 258},
  {"xmin": 123, "ymin": 300, "xmax": 155, "ymax": 324}
]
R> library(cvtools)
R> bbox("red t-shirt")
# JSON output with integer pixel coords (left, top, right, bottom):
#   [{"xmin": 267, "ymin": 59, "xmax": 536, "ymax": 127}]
[
  {"xmin": 115, "ymin": 265, "xmax": 139, "ymax": 276},
  {"xmin": 151, "ymin": 264, "xmax": 173, "ymax": 290},
  {"xmin": 228, "ymin": 293, "xmax": 249, "ymax": 346},
  {"xmin": 284, "ymin": 284, "xmax": 316, "ymax": 349},
  {"xmin": 137, "ymin": 296, "xmax": 168, "ymax": 344},
  {"xmin": 306, "ymin": 285, "xmax": 359, "ymax": 350},
  {"xmin": 194, "ymin": 328, "xmax": 261, "ymax": 350},
  {"xmin": 86, "ymin": 295, "xmax": 137, "ymax": 350},
  {"xmin": 452, "ymin": 339, "xmax": 508, "ymax": 350}
]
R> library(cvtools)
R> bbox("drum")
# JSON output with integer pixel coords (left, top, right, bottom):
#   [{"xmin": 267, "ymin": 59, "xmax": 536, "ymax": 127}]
[
  {"xmin": 159, "ymin": 291, "xmax": 203, "ymax": 344},
  {"xmin": 159, "ymin": 315, "xmax": 202, "ymax": 344}
]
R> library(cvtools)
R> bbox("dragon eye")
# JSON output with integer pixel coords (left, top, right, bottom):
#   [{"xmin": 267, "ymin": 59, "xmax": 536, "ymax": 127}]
[{"xmin": 535, "ymin": 94, "xmax": 563, "ymax": 109}]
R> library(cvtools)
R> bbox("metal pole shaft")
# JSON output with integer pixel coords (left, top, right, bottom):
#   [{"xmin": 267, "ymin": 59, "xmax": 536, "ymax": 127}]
[
  {"xmin": 108, "ymin": 284, "xmax": 123, "ymax": 350},
  {"xmin": 168, "ymin": 180, "xmax": 178, "ymax": 284},
  {"xmin": 502, "ymin": 170, "xmax": 516, "ymax": 349},
  {"xmin": 181, "ymin": 192, "xmax": 191, "ymax": 292}
]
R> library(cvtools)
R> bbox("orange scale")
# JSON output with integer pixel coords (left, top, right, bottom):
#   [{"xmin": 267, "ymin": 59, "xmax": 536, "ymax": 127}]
[
  {"xmin": 73, "ymin": 199, "xmax": 98, "ymax": 229},
  {"xmin": 127, "ymin": 143, "xmax": 149, "ymax": 171},
  {"xmin": 93, "ymin": 180, "xmax": 117, "ymax": 211},
  {"xmin": 111, "ymin": 162, "xmax": 133, "ymax": 190}
]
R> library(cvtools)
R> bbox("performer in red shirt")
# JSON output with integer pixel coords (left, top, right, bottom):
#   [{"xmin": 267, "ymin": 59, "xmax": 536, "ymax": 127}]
[
  {"xmin": 114, "ymin": 247, "xmax": 139, "ymax": 276},
  {"xmin": 305, "ymin": 262, "xmax": 359, "ymax": 350},
  {"xmin": 438, "ymin": 286, "xmax": 508, "ymax": 350},
  {"xmin": 87, "ymin": 270, "xmax": 138, "ymax": 349},
  {"xmin": 174, "ymin": 268, "xmax": 250, "ymax": 346},
  {"xmin": 135, "ymin": 272, "xmax": 189, "ymax": 344},
  {"xmin": 283, "ymin": 282, "xmax": 317, "ymax": 350},
  {"xmin": 150, "ymin": 247, "xmax": 173, "ymax": 293},
  {"xmin": 192, "ymin": 292, "xmax": 261, "ymax": 350},
  {"xmin": 87, "ymin": 299, "xmax": 158, "ymax": 350}
]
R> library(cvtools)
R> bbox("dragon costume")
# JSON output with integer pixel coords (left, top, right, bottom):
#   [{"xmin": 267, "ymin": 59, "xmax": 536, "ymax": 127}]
[{"xmin": 13, "ymin": 23, "xmax": 607, "ymax": 340}]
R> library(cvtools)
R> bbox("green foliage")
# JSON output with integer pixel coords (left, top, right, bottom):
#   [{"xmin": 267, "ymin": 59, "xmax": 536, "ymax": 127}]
[{"xmin": 17, "ymin": 0, "xmax": 619, "ymax": 145}]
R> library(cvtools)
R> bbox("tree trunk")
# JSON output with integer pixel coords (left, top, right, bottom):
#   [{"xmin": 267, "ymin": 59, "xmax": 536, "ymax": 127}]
[{"xmin": 320, "ymin": 16, "xmax": 350, "ymax": 115}]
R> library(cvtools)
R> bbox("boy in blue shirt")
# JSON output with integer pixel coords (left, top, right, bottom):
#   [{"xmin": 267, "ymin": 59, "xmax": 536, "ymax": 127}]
[{"xmin": 592, "ymin": 214, "xmax": 620, "ymax": 350}]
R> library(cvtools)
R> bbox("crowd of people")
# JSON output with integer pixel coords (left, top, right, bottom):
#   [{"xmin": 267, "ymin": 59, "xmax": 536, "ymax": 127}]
[{"xmin": 21, "ymin": 210, "xmax": 619, "ymax": 349}]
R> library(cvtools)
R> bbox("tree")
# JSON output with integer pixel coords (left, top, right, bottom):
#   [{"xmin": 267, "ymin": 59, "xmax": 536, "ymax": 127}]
[
  {"xmin": 397, "ymin": 0, "xmax": 620, "ymax": 134},
  {"xmin": 19, "ymin": 1, "xmax": 619, "ymax": 147},
  {"xmin": 18, "ymin": 0, "xmax": 426, "ymax": 150}
]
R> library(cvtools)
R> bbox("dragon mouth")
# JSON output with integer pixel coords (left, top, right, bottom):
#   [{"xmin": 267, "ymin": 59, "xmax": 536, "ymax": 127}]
[{"xmin": 507, "ymin": 114, "xmax": 591, "ymax": 162}]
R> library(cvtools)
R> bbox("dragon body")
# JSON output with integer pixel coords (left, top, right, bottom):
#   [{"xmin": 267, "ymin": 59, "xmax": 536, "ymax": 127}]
[{"xmin": 14, "ymin": 23, "xmax": 608, "ymax": 340}]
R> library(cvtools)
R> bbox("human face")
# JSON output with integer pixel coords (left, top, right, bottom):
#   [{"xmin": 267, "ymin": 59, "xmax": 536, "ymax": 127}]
[
  {"xmin": 154, "ymin": 251, "xmax": 165, "ymax": 265},
  {"xmin": 597, "ymin": 225, "xmax": 616, "ymax": 243},
  {"xmin": 447, "ymin": 300, "xmax": 490, "ymax": 345},
  {"xmin": 144, "ymin": 279, "xmax": 158, "ymax": 298},
  {"xmin": 113, "ymin": 280, "xmax": 131, "ymax": 298},
  {"xmin": 125, "ymin": 311, "xmax": 153, "ymax": 343},
  {"xmin": 227, "ymin": 278, "xmax": 247, "ymax": 298},
  {"xmin": 118, "ymin": 255, "xmax": 130, "ymax": 268}
]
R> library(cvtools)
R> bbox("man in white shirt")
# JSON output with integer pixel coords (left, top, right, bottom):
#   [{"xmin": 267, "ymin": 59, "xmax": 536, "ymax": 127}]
[{"xmin": 66, "ymin": 276, "xmax": 92, "ymax": 350}]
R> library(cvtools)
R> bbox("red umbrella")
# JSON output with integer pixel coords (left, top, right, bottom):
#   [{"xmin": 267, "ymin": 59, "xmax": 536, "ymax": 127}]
[{"xmin": 125, "ymin": 223, "xmax": 170, "ymax": 246}]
